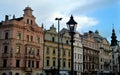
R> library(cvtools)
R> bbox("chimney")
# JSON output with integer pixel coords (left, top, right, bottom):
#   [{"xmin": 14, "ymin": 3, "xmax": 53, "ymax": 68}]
[{"xmin": 5, "ymin": 15, "xmax": 9, "ymax": 21}]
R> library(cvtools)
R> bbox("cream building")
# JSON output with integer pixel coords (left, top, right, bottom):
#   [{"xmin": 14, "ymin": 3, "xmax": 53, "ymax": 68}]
[{"xmin": 0, "ymin": 7, "xmax": 44, "ymax": 75}]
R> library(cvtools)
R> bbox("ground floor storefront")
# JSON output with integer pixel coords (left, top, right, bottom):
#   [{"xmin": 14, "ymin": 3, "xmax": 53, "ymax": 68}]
[{"xmin": 43, "ymin": 69, "xmax": 70, "ymax": 75}]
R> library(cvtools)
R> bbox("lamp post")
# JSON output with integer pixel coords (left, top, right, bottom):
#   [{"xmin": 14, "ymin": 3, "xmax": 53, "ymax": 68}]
[
  {"xmin": 55, "ymin": 17, "xmax": 62, "ymax": 75},
  {"xmin": 66, "ymin": 15, "xmax": 77, "ymax": 75}
]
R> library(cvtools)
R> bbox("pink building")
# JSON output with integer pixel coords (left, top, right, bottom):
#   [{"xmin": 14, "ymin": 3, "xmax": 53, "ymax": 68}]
[{"xmin": 0, "ymin": 7, "xmax": 44, "ymax": 75}]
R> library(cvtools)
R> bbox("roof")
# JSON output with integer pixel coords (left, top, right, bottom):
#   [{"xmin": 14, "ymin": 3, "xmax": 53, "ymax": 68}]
[{"xmin": 66, "ymin": 15, "xmax": 77, "ymax": 25}]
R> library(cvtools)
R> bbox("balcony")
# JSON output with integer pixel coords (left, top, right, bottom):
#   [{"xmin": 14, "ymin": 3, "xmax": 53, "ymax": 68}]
[
  {"xmin": 35, "ymin": 55, "xmax": 40, "ymax": 60},
  {"xmin": 1, "ymin": 53, "xmax": 9, "ymax": 58},
  {"xmin": 52, "ymin": 54, "xmax": 56, "ymax": 58},
  {"xmin": 24, "ymin": 67, "xmax": 32, "ymax": 72},
  {"xmin": 25, "ymin": 55, "xmax": 35, "ymax": 59},
  {"xmin": 104, "ymin": 62, "xmax": 110, "ymax": 67},
  {"xmin": 15, "ymin": 53, "xmax": 21, "ymax": 58}
]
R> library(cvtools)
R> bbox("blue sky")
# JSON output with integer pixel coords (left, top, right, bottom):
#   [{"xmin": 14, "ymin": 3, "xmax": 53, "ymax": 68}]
[{"xmin": 0, "ymin": 0, "xmax": 120, "ymax": 43}]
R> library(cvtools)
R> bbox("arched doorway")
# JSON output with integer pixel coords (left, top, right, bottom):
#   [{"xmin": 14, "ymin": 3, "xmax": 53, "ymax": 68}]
[
  {"xmin": 15, "ymin": 73, "xmax": 19, "ymax": 75},
  {"xmin": 2, "ymin": 73, "xmax": 6, "ymax": 75}
]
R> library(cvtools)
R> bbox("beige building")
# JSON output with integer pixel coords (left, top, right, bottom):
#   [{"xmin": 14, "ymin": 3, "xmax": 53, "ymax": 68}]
[
  {"xmin": 0, "ymin": 7, "xmax": 44, "ymax": 75},
  {"xmin": 82, "ymin": 31, "xmax": 99, "ymax": 75},
  {"xmin": 84, "ymin": 30, "xmax": 113, "ymax": 74},
  {"xmin": 43, "ymin": 26, "xmax": 71, "ymax": 75},
  {"xmin": 99, "ymin": 39, "xmax": 112, "ymax": 74}
]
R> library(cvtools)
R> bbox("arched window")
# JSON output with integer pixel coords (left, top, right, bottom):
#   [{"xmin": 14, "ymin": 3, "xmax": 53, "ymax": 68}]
[
  {"xmin": 2, "ymin": 73, "xmax": 6, "ymax": 75},
  {"xmin": 31, "ymin": 20, "xmax": 33, "ymax": 25},
  {"xmin": 27, "ymin": 19, "xmax": 29, "ymax": 24},
  {"xmin": 15, "ymin": 73, "xmax": 19, "ymax": 75}
]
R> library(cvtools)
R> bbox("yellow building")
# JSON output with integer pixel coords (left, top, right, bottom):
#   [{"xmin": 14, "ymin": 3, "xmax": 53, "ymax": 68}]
[{"xmin": 43, "ymin": 25, "xmax": 71, "ymax": 75}]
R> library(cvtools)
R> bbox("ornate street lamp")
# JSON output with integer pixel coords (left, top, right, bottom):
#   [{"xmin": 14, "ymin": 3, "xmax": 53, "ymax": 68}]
[
  {"xmin": 55, "ymin": 17, "xmax": 62, "ymax": 75},
  {"xmin": 66, "ymin": 15, "xmax": 77, "ymax": 75}
]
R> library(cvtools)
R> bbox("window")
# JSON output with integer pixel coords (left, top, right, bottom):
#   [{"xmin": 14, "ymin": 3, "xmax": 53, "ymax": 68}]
[
  {"xmin": 36, "ymin": 37, "xmax": 40, "ymax": 43},
  {"xmin": 27, "ymin": 19, "xmax": 29, "ymax": 24},
  {"xmin": 36, "ymin": 61, "xmax": 39, "ymax": 68},
  {"xmin": 78, "ymin": 54, "xmax": 80, "ymax": 59},
  {"xmin": 37, "ymin": 49, "xmax": 39, "ymax": 55},
  {"xmin": 31, "ymin": 20, "xmax": 33, "ymax": 25},
  {"xmin": 32, "ymin": 61, "xmax": 34, "ymax": 68},
  {"xmin": 31, "ymin": 48, "xmax": 34, "ymax": 55},
  {"xmin": 3, "ymin": 59, "xmax": 7, "ymax": 67},
  {"xmin": 27, "ymin": 35, "xmax": 29, "ymax": 41},
  {"xmin": 53, "ymin": 48, "xmax": 55, "ymax": 54},
  {"xmin": 92, "ymin": 64, "xmax": 94, "ymax": 69},
  {"xmin": 53, "ymin": 60, "xmax": 56, "ymax": 66},
  {"xmin": 52, "ymin": 37, "xmax": 55, "ymax": 42},
  {"xmin": 63, "ymin": 60, "xmax": 66, "ymax": 67},
  {"xmin": 17, "ymin": 33, "xmax": 21, "ymax": 40},
  {"xmin": 68, "ymin": 51, "xmax": 70, "ymax": 56},
  {"xmin": 2, "ymin": 73, "xmax": 6, "ymax": 75},
  {"xmin": 28, "ymin": 48, "xmax": 34, "ymax": 55},
  {"xmin": 25, "ymin": 60, "xmax": 27, "ymax": 67},
  {"xmin": 4, "ymin": 46, "xmax": 8, "ymax": 53},
  {"xmin": 28, "ymin": 60, "xmax": 31, "ymax": 67},
  {"xmin": 68, "ymin": 61, "xmax": 70, "ymax": 68},
  {"xmin": 63, "ymin": 50, "xmax": 65, "ymax": 56},
  {"xmin": 16, "ymin": 46, "xmax": 20, "ymax": 54},
  {"xmin": 46, "ymin": 59, "xmax": 49, "ymax": 66},
  {"xmin": 16, "ymin": 60, "xmax": 20, "ymax": 67},
  {"xmin": 5, "ymin": 32, "xmax": 8, "ymax": 39},
  {"xmin": 31, "ymin": 36, "xmax": 33, "ymax": 42},
  {"xmin": 9, "ymin": 72, "xmax": 12, "ymax": 75},
  {"xmin": 101, "ymin": 65, "xmax": 103, "ymax": 69},
  {"xmin": 66, "ymin": 40, "xmax": 68, "ymax": 44},
  {"xmin": 46, "ymin": 47, "xmax": 49, "ymax": 54},
  {"xmin": 75, "ymin": 53, "xmax": 76, "ymax": 59},
  {"xmin": 25, "ymin": 47, "xmax": 27, "ymax": 54},
  {"xmin": 101, "ymin": 58, "xmax": 102, "ymax": 62}
]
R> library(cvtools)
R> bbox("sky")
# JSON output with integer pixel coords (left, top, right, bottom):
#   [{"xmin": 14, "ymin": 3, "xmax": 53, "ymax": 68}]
[{"xmin": 0, "ymin": 0, "xmax": 120, "ymax": 43}]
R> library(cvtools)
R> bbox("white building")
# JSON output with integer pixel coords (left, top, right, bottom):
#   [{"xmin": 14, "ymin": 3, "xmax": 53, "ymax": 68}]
[{"xmin": 74, "ymin": 32, "xmax": 83, "ymax": 75}]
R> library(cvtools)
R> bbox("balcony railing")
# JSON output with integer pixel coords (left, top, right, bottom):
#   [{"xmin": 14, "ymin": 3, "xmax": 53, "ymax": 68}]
[
  {"xmin": 2, "ymin": 53, "xmax": 9, "ymax": 58},
  {"xmin": 24, "ymin": 67, "xmax": 32, "ymax": 72}
]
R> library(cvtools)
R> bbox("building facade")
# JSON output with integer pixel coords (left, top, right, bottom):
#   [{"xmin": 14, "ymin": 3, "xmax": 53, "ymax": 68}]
[
  {"xmin": 111, "ymin": 28, "xmax": 120, "ymax": 75},
  {"xmin": 74, "ymin": 32, "xmax": 83, "ymax": 75},
  {"xmin": 0, "ymin": 7, "xmax": 44, "ymax": 75},
  {"xmin": 82, "ymin": 31, "xmax": 99, "ymax": 75},
  {"xmin": 43, "ymin": 26, "xmax": 71, "ymax": 75},
  {"xmin": 99, "ymin": 38, "xmax": 112, "ymax": 74}
]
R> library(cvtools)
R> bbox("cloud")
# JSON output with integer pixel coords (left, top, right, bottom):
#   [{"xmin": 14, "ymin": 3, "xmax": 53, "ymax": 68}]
[{"xmin": 0, "ymin": 0, "xmax": 118, "ymax": 33}]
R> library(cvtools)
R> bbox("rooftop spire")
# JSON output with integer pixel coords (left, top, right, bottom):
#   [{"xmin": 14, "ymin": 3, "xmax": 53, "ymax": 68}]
[{"xmin": 111, "ymin": 27, "xmax": 118, "ymax": 46}]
